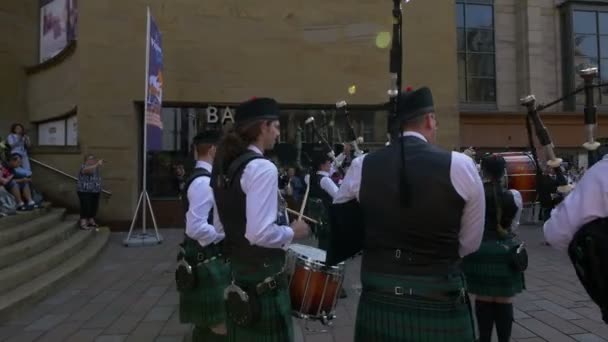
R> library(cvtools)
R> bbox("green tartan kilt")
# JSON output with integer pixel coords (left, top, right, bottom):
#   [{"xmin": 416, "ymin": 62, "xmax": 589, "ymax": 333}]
[
  {"xmin": 462, "ymin": 238, "xmax": 525, "ymax": 297},
  {"xmin": 306, "ymin": 197, "xmax": 330, "ymax": 251},
  {"xmin": 227, "ymin": 262, "xmax": 294, "ymax": 342},
  {"xmin": 178, "ymin": 242, "xmax": 231, "ymax": 327},
  {"xmin": 355, "ymin": 272, "xmax": 475, "ymax": 342}
]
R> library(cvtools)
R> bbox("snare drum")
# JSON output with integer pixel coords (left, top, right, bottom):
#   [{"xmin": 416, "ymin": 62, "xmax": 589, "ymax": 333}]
[
  {"xmin": 287, "ymin": 244, "xmax": 345, "ymax": 321},
  {"xmin": 496, "ymin": 152, "xmax": 538, "ymax": 204}
]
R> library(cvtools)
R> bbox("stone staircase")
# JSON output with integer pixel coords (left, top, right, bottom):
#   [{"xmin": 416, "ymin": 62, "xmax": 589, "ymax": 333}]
[{"xmin": 0, "ymin": 205, "xmax": 110, "ymax": 320}]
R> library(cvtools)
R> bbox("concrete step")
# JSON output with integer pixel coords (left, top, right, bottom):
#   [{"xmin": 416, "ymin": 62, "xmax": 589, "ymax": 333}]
[
  {"xmin": 0, "ymin": 227, "xmax": 110, "ymax": 320},
  {"xmin": 0, "ymin": 225, "xmax": 94, "ymax": 294},
  {"xmin": 0, "ymin": 208, "xmax": 65, "ymax": 248},
  {"xmin": 0, "ymin": 206, "xmax": 51, "ymax": 230},
  {"xmin": 0, "ymin": 219, "xmax": 77, "ymax": 270}
]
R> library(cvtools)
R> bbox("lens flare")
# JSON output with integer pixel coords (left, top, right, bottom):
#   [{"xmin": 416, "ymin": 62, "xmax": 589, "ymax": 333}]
[
  {"xmin": 348, "ymin": 85, "xmax": 357, "ymax": 95},
  {"xmin": 375, "ymin": 31, "xmax": 391, "ymax": 49}
]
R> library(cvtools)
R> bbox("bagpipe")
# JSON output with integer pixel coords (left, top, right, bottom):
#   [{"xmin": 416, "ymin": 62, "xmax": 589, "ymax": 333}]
[{"xmin": 519, "ymin": 66, "xmax": 604, "ymax": 203}]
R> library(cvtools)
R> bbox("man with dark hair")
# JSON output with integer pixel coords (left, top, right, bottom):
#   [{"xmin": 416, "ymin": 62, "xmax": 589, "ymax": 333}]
[
  {"xmin": 176, "ymin": 130, "xmax": 229, "ymax": 342},
  {"xmin": 307, "ymin": 148, "xmax": 339, "ymax": 251},
  {"xmin": 211, "ymin": 97, "xmax": 310, "ymax": 341},
  {"xmin": 332, "ymin": 87, "xmax": 485, "ymax": 341}
]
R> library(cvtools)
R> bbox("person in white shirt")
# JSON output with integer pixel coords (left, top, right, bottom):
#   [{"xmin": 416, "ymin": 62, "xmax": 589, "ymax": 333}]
[
  {"xmin": 211, "ymin": 97, "xmax": 310, "ymax": 342},
  {"xmin": 177, "ymin": 131, "xmax": 230, "ymax": 342},
  {"xmin": 331, "ymin": 86, "xmax": 485, "ymax": 342},
  {"xmin": 543, "ymin": 154, "xmax": 608, "ymax": 251},
  {"xmin": 306, "ymin": 148, "xmax": 339, "ymax": 251}
]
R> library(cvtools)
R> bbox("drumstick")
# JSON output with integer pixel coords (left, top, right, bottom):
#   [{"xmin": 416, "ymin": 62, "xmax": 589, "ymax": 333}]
[
  {"xmin": 298, "ymin": 179, "xmax": 311, "ymax": 220},
  {"xmin": 286, "ymin": 207, "xmax": 319, "ymax": 225}
]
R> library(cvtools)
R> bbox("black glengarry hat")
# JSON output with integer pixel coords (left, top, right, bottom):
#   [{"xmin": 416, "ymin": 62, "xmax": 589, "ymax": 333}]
[
  {"xmin": 235, "ymin": 97, "xmax": 280, "ymax": 127},
  {"xmin": 192, "ymin": 130, "xmax": 222, "ymax": 145},
  {"xmin": 397, "ymin": 86, "xmax": 435, "ymax": 122},
  {"xmin": 481, "ymin": 154, "xmax": 507, "ymax": 179},
  {"xmin": 311, "ymin": 145, "xmax": 333, "ymax": 170}
]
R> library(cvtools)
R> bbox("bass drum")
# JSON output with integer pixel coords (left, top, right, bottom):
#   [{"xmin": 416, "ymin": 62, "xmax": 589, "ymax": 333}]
[{"xmin": 495, "ymin": 152, "xmax": 537, "ymax": 205}]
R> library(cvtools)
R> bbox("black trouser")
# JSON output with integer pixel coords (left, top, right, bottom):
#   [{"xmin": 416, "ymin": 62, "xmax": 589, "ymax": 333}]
[{"xmin": 78, "ymin": 192, "xmax": 100, "ymax": 219}]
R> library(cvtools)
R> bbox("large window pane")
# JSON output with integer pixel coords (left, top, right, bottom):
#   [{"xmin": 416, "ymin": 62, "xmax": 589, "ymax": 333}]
[
  {"xmin": 599, "ymin": 12, "xmax": 608, "ymax": 34},
  {"xmin": 600, "ymin": 36, "xmax": 608, "ymax": 57},
  {"xmin": 574, "ymin": 11, "xmax": 597, "ymax": 34},
  {"xmin": 600, "ymin": 59, "xmax": 608, "ymax": 96},
  {"xmin": 467, "ymin": 78, "xmax": 496, "ymax": 102},
  {"xmin": 467, "ymin": 54, "xmax": 495, "ymax": 77},
  {"xmin": 465, "ymin": 4, "xmax": 493, "ymax": 29},
  {"xmin": 456, "ymin": 4, "xmax": 464, "ymax": 28},
  {"xmin": 466, "ymin": 29, "xmax": 494, "ymax": 52},
  {"xmin": 458, "ymin": 52, "xmax": 466, "ymax": 76},
  {"xmin": 574, "ymin": 34, "xmax": 598, "ymax": 57},
  {"xmin": 457, "ymin": 28, "xmax": 465, "ymax": 51}
]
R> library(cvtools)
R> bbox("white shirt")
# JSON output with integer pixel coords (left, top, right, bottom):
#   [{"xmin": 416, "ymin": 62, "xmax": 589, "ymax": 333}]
[
  {"xmin": 316, "ymin": 171, "xmax": 339, "ymax": 199},
  {"xmin": 214, "ymin": 145, "xmax": 294, "ymax": 250},
  {"xmin": 333, "ymin": 131, "xmax": 486, "ymax": 257},
  {"xmin": 544, "ymin": 155, "xmax": 608, "ymax": 252},
  {"xmin": 185, "ymin": 160, "xmax": 224, "ymax": 247},
  {"xmin": 510, "ymin": 189, "xmax": 523, "ymax": 232}
]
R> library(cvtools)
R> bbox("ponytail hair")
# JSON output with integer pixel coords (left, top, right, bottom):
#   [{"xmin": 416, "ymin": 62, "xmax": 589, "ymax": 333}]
[{"xmin": 213, "ymin": 120, "xmax": 267, "ymax": 174}]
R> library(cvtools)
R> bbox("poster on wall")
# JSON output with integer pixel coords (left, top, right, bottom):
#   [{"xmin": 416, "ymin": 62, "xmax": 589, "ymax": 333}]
[
  {"xmin": 145, "ymin": 8, "xmax": 164, "ymax": 151},
  {"xmin": 39, "ymin": 0, "xmax": 77, "ymax": 62},
  {"xmin": 38, "ymin": 120, "xmax": 66, "ymax": 146},
  {"xmin": 66, "ymin": 115, "xmax": 78, "ymax": 146}
]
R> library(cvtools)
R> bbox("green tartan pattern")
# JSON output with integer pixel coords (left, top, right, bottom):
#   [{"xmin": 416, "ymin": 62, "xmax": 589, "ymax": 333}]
[
  {"xmin": 355, "ymin": 272, "xmax": 475, "ymax": 342},
  {"xmin": 462, "ymin": 238, "xmax": 525, "ymax": 297},
  {"xmin": 306, "ymin": 197, "xmax": 330, "ymax": 251},
  {"xmin": 227, "ymin": 262, "xmax": 294, "ymax": 342},
  {"xmin": 178, "ymin": 240, "xmax": 231, "ymax": 327}
]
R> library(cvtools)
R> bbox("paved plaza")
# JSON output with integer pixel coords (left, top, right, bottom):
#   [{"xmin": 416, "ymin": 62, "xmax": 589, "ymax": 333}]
[{"xmin": 1, "ymin": 225, "xmax": 607, "ymax": 342}]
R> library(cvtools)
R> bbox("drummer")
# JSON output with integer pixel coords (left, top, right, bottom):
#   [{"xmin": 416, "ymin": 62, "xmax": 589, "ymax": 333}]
[
  {"xmin": 306, "ymin": 147, "xmax": 347, "ymax": 298},
  {"xmin": 211, "ymin": 97, "xmax": 310, "ymax": 341}
]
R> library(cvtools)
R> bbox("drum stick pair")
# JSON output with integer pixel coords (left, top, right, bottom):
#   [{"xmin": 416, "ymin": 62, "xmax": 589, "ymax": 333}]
[{"xmin": 286, "ymin": 207, "xmax": 318, "ymax": 225}]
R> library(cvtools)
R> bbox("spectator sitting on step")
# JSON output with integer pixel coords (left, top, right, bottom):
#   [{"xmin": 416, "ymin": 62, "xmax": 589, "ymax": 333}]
[{"xmin": 0, "ymin": 155, "xmax": 35, "ymax": 211}]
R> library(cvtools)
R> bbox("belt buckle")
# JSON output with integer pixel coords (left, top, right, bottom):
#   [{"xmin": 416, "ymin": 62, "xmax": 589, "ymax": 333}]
[
  {"xmin": 197, "ymin": 253, "xmax": 205, "ymax": 261},
  {"xmin": 265, "ymin": 277, "xmax": 277, "ymax": 290},
  {"xmin": 395, "ymin": 249, "xmax": 402, "ymax": 259},
  {"xmin": 394, "ymin": 286, "xmax": 404, "ymax": 296}
]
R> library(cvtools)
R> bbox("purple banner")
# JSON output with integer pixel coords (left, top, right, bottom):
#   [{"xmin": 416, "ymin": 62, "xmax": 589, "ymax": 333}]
[{"xmin": 145, "ymin": 11, "xmax": 163, "ymax": 151}]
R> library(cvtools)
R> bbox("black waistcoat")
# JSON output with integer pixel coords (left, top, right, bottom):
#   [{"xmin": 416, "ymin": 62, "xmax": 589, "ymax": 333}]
[
  {"xmin": 482, "ymin": 182, "xmax": 518, "ymax": 241},
  {"xmin": 359, "ymin": 136, "xmax": 465, "ymax": 276},
  {"xmin": 212, "ymin": 154, "xmax": 285, "ymax": 268},
  {"xmin": 309, "ymin": 173, "xmax": 333, "ymax": 209}
]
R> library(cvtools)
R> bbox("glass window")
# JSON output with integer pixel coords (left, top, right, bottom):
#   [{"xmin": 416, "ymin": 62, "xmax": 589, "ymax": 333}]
[
  {"xmin": 147, "ymin": 104, "xmax": 385, "ymax": 198},
  {"xmin": 570, "ymin": 9, "xmax": 608, "ymax": 105},
  {"xmin": 36, "ymin": 114, "xmax": 77, "ymax": 146},
  {"xmin": 456, "ymin": 1, "xmax": 496, "ymax": 103}
]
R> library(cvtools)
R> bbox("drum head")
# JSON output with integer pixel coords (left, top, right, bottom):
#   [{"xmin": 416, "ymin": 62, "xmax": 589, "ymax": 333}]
[{"xmin": 289, "ymin": 244, "xmax": 327, "ymax": 263}]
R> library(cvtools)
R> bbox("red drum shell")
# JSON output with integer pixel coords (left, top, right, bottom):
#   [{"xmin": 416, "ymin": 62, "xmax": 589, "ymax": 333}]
[{"xmin": 495, "ymin": 152, "xmax": 537, "ymax": 204}]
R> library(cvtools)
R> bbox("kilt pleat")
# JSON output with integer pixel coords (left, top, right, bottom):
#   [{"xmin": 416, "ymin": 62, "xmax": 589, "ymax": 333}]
[
  {"xmin": 227, "ymin": 266, "xmax": 294, "ymax": 342},
  {"xmin": 179, "ymin": 258, "xmax": 231, "ymax": 326},
  {"xmin": 463, "ymin": 239, "xmax": 525, "ymax": 297},
  {"xmin": 355, "ymin": 272, "xmax": 475, "ymax": 342}
]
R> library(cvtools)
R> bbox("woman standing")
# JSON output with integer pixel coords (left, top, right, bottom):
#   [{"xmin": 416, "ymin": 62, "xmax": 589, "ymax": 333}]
[
  {"xmin": 77, "ymin": 154, "xmax": 103, "ymax": 229},
  {"xmin": 7, "ymin": 123, "xmax": 31, "ymax": 171},
  {"xmin": 463, "ymin": 154, "xmax": 526, "ymax": 342}
]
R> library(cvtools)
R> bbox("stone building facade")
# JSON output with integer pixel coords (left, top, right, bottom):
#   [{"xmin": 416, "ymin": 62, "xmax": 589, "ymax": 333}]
[{"xmin": 0, "ymin": 0, "xmax": 459, "ymax": 227}]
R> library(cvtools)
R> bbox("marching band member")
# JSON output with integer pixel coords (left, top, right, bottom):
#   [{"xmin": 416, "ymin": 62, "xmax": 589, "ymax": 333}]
[
  {"xmin": 463, "ymin": 154, "xmax": 525, "ymax": 342},
  {"xmin": 333, "ymin": 87, "xmax": 485, "ymax": 342},
  {"xmin": 307, "ymin": 148, "xmax": 339, "ymax": 251},
  {"xmin": 543, "ymin": 154, "xmax": 608, "ymax": 251},
  {"xmin": 176, "ymin": 131, "xmax": 229, "ymax": 342},
  {"xmin": 211, "ymin": 97, "xmax": 310, "ymax": 342}
]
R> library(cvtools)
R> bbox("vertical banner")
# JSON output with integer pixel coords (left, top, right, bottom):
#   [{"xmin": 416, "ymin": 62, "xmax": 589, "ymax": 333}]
[{"xmin": 145, "ymin": 9, "xmax": 164, "ymax": 151}]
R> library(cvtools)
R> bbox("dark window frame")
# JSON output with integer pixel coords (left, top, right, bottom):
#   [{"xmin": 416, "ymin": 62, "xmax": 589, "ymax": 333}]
[
  {"xmin": 561, "ymin": 1, "xmax": 608, "ymax": 111},
  {"xmin": 456, "ymin": 0, "xmax": 497, "ymax": 108}
]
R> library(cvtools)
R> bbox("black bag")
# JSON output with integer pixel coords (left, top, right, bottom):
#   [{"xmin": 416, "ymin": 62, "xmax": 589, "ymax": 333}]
[
  {"xmin": 175, "ymin": 245, "xmax": 198, "ymax": 291},
  {"xmin": 509, "ymin": 242, "xmax": 528, "ymax": 272},
  {"xmin": 224, "ymin": 283, "xmax": 261, "ymax": 327},
  {"xmin": 568, "ymin": 218, "xmax": 608, "ymax": 324}
]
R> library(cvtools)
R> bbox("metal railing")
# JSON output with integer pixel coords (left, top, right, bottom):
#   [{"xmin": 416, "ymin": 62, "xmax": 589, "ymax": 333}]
[{"xmin": 30, "ymin": 157, "xmax": 112, "ymax": 197}]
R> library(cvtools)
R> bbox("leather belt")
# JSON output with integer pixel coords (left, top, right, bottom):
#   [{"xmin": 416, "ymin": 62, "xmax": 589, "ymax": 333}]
[{"xmin": 371, "ymin": 286, "xmax": 467, "ymax": 303}]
